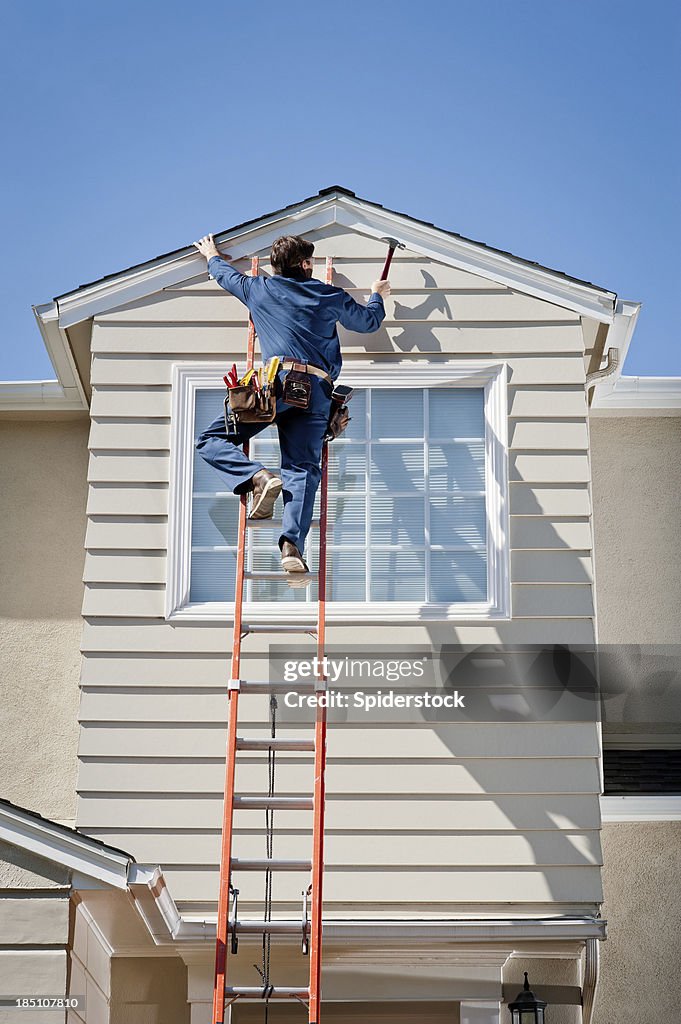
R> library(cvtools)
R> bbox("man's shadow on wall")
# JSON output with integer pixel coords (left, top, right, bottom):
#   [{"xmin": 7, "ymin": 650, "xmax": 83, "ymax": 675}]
[{"xmin": 336, "ymin": 270, "xmax": 450, "ymax": 354}]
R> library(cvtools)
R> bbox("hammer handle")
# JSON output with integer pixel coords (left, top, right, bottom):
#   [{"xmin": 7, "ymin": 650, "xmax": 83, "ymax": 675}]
[{"xmin": 380, "ymin": 247, "xmax": 396, "ymax": 281}]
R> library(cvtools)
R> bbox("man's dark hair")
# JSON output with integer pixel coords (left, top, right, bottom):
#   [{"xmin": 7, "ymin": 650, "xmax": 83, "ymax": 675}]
[{"xmin": 270, "ymin": 235, "xmax": 314, "ymax": 276}]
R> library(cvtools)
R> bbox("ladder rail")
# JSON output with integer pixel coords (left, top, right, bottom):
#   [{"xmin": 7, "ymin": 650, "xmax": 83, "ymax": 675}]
[
  {"xmin": 212, "ymin": 256, "xmax": 259, "ymax": 1024},
  {"xmin": 308, "ymin": 253, "xmax": 334, "ymax": 1024}
]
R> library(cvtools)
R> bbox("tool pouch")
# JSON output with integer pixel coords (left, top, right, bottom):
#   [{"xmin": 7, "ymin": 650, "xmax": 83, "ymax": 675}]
[
  {"xmin": 282, "ymin": 368, "xmax": 312, "ymax": 409},
  {"xmin": 224, "ymin": 385, "xmax": 276, "ymax": 426},
  {"xmin": 326, "ymin": 402, "xmax": 351, "ymax": 441}
]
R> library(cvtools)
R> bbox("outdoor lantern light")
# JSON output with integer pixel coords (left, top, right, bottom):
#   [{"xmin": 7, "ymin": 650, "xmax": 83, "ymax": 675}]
[{"xmin": 508, "ymin": 972, "xmax": 547, "ymax": 1023}]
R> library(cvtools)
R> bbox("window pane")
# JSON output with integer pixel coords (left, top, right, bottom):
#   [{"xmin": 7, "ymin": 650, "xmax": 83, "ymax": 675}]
[
  {"xmin": 429, "ymin": 496, "xmax": 487, "ymax": 547},
  {"xmin": 328, "ymin": 443, "xmax": 367, "ymax": 492},
  {"xmin": 341, "ymin": 389, "xmax": 366, "ymax": 441},
  {"xmin": 249, "ymin": 433, "xmax": 281, "ymax": 469},
  {"xmin": 372, "ymin": 389, "xmax": 423, "ymax": 438},
  {"xmin": 192, "ymin": 495, "xmax": 240, "ymax": 547},
  {"xmin": 372, "ymin": 496, "xmax": 425, "ymax": 545},
  {"xmin": 429, "ymin": 389, "xmax": 484, "ymax": 438},
  {"xmin": 429, "ymin": 551, "xmax": 488, "ymax": 602},
  {"xmin": 371, "ymin": 444, "xmax": 425, "ymax": 492},
  {"xmin": 190, "ymin": 550, "xmax": 236, "ymax": 602},
  {"xmin": 328, "ymin": 549, "xmax": 366, "ymax": 601},
  {"xmin": 370, "ymin": 551, "xmax": 426, "ymax": 601},
  {"xmin": 328, "ymin": 495, "xmax": 366, "ymax": 545},
  {"xmin": 429, "ymin": 442, "xmax": 486, "ymax": 491},
  {"xmin": 194, "ymin": 389, "xmax": 225, "ymax": 439}
]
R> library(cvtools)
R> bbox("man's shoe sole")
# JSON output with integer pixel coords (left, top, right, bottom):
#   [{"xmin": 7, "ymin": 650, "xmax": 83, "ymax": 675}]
[
  {"xmin": 248, "ymin": 477, "xmax": 283, "ymax": 519},
  {"xmin": 281, "ymin": 552, "xmax": 312, "ymax": 587},
  {"xmin": 281, "ymin": 554, "xmax": 308, "ymax": 573}
]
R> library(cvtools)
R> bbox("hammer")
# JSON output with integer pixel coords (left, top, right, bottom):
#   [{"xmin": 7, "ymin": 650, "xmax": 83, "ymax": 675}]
[{"xmin": 379, "ymin": 236, "xmax": 406, "ymax": 280}]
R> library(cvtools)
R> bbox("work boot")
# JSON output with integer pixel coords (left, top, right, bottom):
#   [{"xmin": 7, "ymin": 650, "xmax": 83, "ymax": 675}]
[
  {"xmin": 280, "ymin": 540, "xmax": 312, "ymax": 588},
  {"xmin": 248, "ymin": 469, "xmax": 282, "ymax": 520}
]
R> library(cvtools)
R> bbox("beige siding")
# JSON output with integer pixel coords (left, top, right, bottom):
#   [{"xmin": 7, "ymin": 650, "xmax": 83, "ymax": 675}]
[{"xmin": 74, "ymin": 225, "xmax": 600, "ymax": 917}]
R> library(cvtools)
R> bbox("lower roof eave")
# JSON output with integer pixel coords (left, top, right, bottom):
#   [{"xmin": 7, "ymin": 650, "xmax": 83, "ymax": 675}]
[{"xmin": 173, "ymin": 915, "xmax": 607, "ymax": 944}]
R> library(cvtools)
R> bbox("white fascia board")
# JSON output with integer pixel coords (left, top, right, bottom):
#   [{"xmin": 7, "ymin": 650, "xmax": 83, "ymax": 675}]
[
  {"xmin": 54, "ymin": 196, "xmax": 336, "ymax": 329},
  {"xmin": 0, "ymin": 803, "xmax": 131, "ymax": 889},
  {"xmin": 29, "ymin": 301, "xmax": 88, "ymax": 409},
  {"xmin": 174, "ymin": 916, "xmax": 606, "ymax": 944},
  {"xmin": 46, "ymin": 191, "xmax": 616, "ymax": 330},
  {"xmin": 335, "ymin": 197, "xmax": 616, "ymax": 323},
  {"xmin": 601, "ymin": 796, "xmax": 681, "ymax": 821}
]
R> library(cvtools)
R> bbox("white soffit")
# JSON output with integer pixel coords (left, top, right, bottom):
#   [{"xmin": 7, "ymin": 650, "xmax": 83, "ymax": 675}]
[{"xmin": 48, "ymin": 191, "xmax": 617, "ymax": 329}]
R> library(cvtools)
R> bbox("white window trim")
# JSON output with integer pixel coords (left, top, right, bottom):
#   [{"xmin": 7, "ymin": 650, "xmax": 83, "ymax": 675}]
[{"xmin": 167, "ymin": 361, "xmax": 510, "ymax": 623}]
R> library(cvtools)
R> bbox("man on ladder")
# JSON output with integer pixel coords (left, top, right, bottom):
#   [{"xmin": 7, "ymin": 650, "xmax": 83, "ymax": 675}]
[{"xmin": 194, "ymin": 233, "xmax": 389, "ymax": 576}]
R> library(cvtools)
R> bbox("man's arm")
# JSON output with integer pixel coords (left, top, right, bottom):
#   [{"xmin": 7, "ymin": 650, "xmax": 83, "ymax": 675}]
[
  {"xmin": 338, "ymin": 278, "xmax": 390, "ymax": 333},
  {"xmin": 194, "ymin": 234, "xmax": 254, "ymax": 306}
]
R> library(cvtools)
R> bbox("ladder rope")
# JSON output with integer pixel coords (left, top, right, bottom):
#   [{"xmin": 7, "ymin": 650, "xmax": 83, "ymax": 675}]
[{"xmin": 256, "ymin": 694, "xmax": 278, "ymax": 1022}]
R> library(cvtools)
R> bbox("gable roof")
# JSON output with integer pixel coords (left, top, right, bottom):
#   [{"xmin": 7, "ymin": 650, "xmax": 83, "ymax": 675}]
[
  {"xmin": 40, "ymin": 184, "xmax": 618, "ymax": 331},
  {"xmin": 57, "ymin": 184, "xmax": 614, "ymax": 301}
]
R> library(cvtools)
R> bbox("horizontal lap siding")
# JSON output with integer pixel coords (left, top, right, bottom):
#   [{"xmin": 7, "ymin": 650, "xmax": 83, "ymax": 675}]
[{"xmin": 76, "ymin": 230, "xmax": 600, "ymax": 912}]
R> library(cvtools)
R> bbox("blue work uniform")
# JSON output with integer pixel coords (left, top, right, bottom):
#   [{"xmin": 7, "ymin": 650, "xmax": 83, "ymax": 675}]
[{"xmin": 195, "ymin": 256, "xmax": 386, "ymax": 553}]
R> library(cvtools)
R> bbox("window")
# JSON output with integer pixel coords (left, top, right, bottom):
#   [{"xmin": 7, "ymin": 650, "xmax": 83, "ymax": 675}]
[{"xmin": 168, "ymin": 363, "xmax": 509, "ymax": 622}]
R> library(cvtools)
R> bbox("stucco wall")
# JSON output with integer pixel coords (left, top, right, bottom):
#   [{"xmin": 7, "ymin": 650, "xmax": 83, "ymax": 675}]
[
  {"xmin": 0, "ymin": 419, "xmax": 88, "ymax": 821},
  {"xmin": 590, "ymin": 415, "xmax": 681, "ymax": 643},
  {"xmin": 596, "ymin": 822, "xmax": 681, "ymax": 1024}
]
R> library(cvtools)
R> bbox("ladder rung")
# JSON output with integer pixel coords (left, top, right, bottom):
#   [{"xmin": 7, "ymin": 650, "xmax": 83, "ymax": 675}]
[
  {"xmin": 246, "ymin": 518, "xmax": 319, "ymax": 529},
  {"xmin": 243, "ymin": 570, "xmax": 318, "ymax": 581},
  {"xmin": 236, "ymin": 737, "xmax": 315, "ymax": 750},
  {"xmin": 230, "ymin": 920, "xmax": 309, "ymax": 935},
  {"xmin": 241, "ymin": 623, "xmax": 318, "ymax": 635},
  {"xmin": 237, "ymin": 681, "xmax": 316, "ymax": 695},
  {"xmin": 230, "ymin": 858, "xmax": 312, "ymax": 871},
  {"xmin": 233, "ymin": 796, "xmax": 313, "ymax": 810},
  {"xmin": 225, "ymin": 987, "xmax": 309, "ymax": 998}
]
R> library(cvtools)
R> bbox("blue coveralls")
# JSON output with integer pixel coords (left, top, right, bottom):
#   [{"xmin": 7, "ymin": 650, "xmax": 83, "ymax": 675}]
[{"xmin": 195, "ymin": 256, "xmax": 385, "ymax": 553}]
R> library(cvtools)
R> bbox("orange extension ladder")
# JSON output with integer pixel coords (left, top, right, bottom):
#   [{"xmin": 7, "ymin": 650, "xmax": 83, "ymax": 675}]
[{"xmin": 211, "ymin": 255, "xmax": 333, "ymax": 1024}]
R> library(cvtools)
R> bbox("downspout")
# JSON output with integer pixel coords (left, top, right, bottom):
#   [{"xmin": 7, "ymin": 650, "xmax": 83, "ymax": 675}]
[
  {"xmin": 581, "ymin": 935, "xmax": 600, "ymax": 1023},
  {"xmin": 585, "ymin": 347, "xmax": 619, "ymax": 397}
]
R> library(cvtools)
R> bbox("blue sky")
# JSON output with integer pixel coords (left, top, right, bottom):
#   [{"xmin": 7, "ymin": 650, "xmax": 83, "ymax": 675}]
[{"xmin": 1, "ymin": 0, "xmax": 678, "ymax": 379}]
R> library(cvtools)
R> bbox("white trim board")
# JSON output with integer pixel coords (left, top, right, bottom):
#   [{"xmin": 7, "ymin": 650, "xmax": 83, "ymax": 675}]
[
  {"xmin": 166, "ymin": 360, "xmax": 510, "ymax": 623},
  {"xmin": 600, "ymin": 796, "xmax": 681, "ymax": 821},
  {"xmin": 41, "ymin": 191, "xmax": 617, "ymax": 329}
]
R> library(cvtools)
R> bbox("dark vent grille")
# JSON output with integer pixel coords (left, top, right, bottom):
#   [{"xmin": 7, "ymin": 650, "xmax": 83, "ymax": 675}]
[{"xmin": 604, "ymin": 749, "xmax": 681, "ymax": 795}]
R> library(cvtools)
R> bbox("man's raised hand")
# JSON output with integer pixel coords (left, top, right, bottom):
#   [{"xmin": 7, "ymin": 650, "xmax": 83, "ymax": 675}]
[
  {"xmin": 371, "ymin": 279, "xmax": 391, "ymax": 298},
  {"xmin": 194, "ymin": 234, "xmax": 231, "ymax": 261}
]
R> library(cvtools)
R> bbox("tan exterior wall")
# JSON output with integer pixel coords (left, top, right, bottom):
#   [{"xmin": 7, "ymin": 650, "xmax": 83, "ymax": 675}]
[
  {"xmin": 596, "ymin": 822, "xmax": 681, "ymax": 1024},
  {"xmin": 0, "ymin": 420, "xmax": 88, "ymax": 822},
  {"xmin": 590, "ymin": 415, "xmax": 681, "ymax": 643}
]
